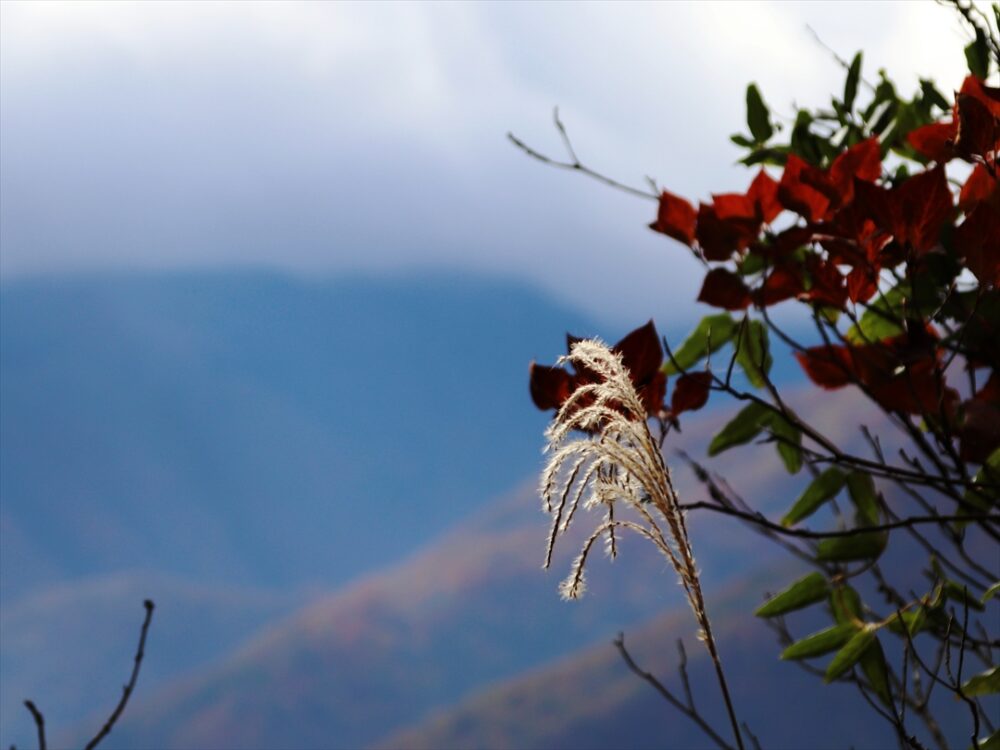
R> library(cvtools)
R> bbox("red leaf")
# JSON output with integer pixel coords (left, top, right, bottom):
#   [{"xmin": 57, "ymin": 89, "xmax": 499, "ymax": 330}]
[
  {"xmin": 959, "ymin": 164, "xmax": 1000, "ymax": 213},
  {"xmin": 795, "ymin": 345, "xmax": 853, "ymax": 388},
  {"xmin": 529, "ymin": 362, "xmax": 573, "ymax": 411},
  {"xmin": 892, "ymin": 165, "xmax": 953, "ymax": 255},
  {"xmin": 531, "ymin": 322, "xmax": 667, "ymax": 420},
  {"xmin": 696, "ymin": 202, "xmax": 749, "ymax": 260},
  {"xmin": 960, "ymin": 399, "xmax": 1000, "ymax": 463},
  {"xmin": 960, "ymin": 75, "xmax": 1000, "ymax": 119},
  {"xmin": 697, "ymin": 268, "xmax": 751, "ymax": 310},
  {"xmin": 955, "ymin": 93, "xmax": 999, "ymax": 161},
  {"xmin": 613, "ymin": 320, "xmax": 663, "ymax": 385},
  {"xmin": 953, "ymin": 202, "xmax": 1000, "ymax": 286},
  {"xmin": 778, "ymin": 155, "xmax": 830, "ymax": 221},
  {"xmin": 712, "ymin": 192, "xmax": 756, "ymax": 222},
  {"xmin": 803, "ymin": 256, "xmax": 848, "ymax": 309},
  {"xmin": 754, "ymin": 266, "xmax": 803, "ymax": 307},
  {"xmin": 670, "ymin": 371, "xmax": 713, "ymax": 415},
  {"xmin": 846, "ymin": 263, "xmax": 879, "ymax": 303},
  {"xmin": 828, "ymin": 138, "xmax": 882, "ymax": 204},
  {"xmin": 907, "ymin": 121, "xmax": 957, "ymax": 162},
  {"xmin": 651, "ymin": 190, "xmax": 697, "ymax": 245},
  {"xmin": 975, "ymin": 372, "xmax": 1000, "ymax": 405},
  {"xmin": 747, "ymin": 169, "xmax": 782, "ymax": 223}
]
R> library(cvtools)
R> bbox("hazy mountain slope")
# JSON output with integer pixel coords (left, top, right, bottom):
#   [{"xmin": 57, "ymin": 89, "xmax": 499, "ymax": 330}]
[
  {"xmin": 0, "ymin": 573, "xmax": 302, "ymax": 750},
  {"xmin": 0, "ymin": 270, "xmax": 602, "ymax": 602},
  {"xmin": 86, "ymin": 391, "xmax": 872, "ymax": 750},
  {"xmin": 376, "ymin": 581, "xmax": 900, "ymax": 750}
]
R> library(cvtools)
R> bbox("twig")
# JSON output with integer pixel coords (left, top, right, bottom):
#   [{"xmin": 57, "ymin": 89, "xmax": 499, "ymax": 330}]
[
  {"xmin": 508, "ymin": 109, "xmax": 658, "ymax": 202},
  {"xmin": 679, "ymin": 500, "xmax": 1000, "ymax": 540},
  {"xmin": 22, "ymin": 701, "xmax": 45, "ymax": 750},
  {"xmin": 84, "ymin": 599, "xmax": 155, "ymax": 750},
  {"xmin": 614, "ymin": 633, "xmax": 735, "ymax": 750}
]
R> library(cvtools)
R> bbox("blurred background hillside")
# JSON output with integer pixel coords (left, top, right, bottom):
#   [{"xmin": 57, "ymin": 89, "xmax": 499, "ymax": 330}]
[{"xmin": 0, "ymin": 2, "xmax": 983, "ymax": 748}]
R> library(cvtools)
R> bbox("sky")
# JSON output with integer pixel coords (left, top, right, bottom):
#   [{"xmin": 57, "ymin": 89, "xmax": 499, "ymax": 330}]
[{"xmin": 0, "ymin": 0, "xmax": 978, "ymax": 324}]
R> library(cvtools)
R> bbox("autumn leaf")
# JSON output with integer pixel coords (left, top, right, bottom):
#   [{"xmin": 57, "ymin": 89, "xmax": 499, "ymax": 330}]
[
  {"xmin": 670, "ymin": 371, "xmax": 713, "ymax": 415},
  {"xmin": 650, "ymin": 190, "xmax": 698, "ymax": 245},
  {"xmin": 698, "ymin": 268, "xmax": 752, "ymax": 310}
]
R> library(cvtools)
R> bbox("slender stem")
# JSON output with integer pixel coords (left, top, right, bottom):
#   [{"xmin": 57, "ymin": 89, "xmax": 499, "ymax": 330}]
[
  {"xmin": 614, "ymin": 634, "xmax": 734, "ymax": 750},
  {"xmin": 85, "ymin": 600, "xmax": 155, "ymax": 750},
  {"xmin": 23, "ymin": 701, "xmax": 46, "ymax": 750},
  {"xmin": 699, "ymin": 614, "xmax": 745, "ymax": 750}
]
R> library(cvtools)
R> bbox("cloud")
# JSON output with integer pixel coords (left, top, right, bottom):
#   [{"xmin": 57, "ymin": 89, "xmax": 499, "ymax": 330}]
[{"xmin": 0, "ymin": 0, "xmax": 978, "ymax": 324}]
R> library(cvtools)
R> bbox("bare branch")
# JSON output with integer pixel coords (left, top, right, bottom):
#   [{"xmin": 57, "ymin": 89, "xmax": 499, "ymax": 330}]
[
  {"xmin": 614, "ymin": 633, "xmax": 735, "ymax": 750},
  {"xmin": 85, "ymin": 599, "xmax": 155, "ymax": 750}
]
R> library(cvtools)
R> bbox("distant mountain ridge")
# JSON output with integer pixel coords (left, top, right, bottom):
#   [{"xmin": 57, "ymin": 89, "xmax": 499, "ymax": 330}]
[
  {"xmin": 78, "ymin": 387, "xmax": 875, "ymax": 750},
  {"xmin": 1, "ymin": 270, "xmax": 604, "ymax": 602},
  {"xmin": 2, "ymin": 269, "xmax": 831, "ymax": 750}
]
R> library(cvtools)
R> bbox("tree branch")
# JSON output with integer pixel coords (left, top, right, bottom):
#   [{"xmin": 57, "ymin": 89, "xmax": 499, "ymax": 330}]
[{"xmin": 84, "ymin": 599, "xmax": 155, "ymax": 750}]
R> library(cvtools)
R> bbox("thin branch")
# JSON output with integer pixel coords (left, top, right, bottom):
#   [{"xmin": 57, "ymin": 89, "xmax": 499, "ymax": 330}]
[
  {"xmin": 508, "ymin": 108, "xmax": 658, "ymax": 202},
  {"xmin": 614, "ymin": 633, "xmax": 735, "ymax": 750},
  {"xmin": 22, "ymin": 701, "xmax": 45, "ymax": 750},
  {"xmin": 679, "ymin": 500, "xmax": 1000, "ymax": 540},
  {"xmin": 84, "ymin": 599, "xmax": 155, "ymax": 750}
]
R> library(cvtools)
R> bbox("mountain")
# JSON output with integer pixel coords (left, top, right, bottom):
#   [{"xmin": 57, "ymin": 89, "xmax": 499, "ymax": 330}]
[
  {"xmin": 375, "ymin": 584, "xmax": 902, "ymax": 750},
  {"xmin": 0, "ymin": 270, "xmax": 606, "ymax": 602},
  {"xmin": 2, "ymin": 269, "xmax": 602, "ymax": 746},
  {"xmin": 0, "ymin": 572, "xmax": 303, "ymax": 750},
  {"xmin": 78, "ymin": 390, "xmax": 871, "ymax": 750}
]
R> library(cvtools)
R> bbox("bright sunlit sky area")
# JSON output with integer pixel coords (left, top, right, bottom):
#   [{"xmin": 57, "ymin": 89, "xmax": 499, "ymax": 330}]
[{"xmin": 0, "ymin": 0, "xmax": 978, "ymax": 325}]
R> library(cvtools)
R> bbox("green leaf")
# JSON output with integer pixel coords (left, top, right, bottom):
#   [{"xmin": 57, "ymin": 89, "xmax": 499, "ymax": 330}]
[
  {"xmin": 887, "ymin": 607, "xmax": 928, "ymax": 637},
  {"xmin": 963, "ymin": 448, "xmax": 1000, "ymax": 518},
  {"xmin": 846, "ymin": 471, "xmax": 880, "ymax": 526},
  {"xmin": 816, "ymin": 532, "xmax": 888, "ymax": 562},
  {"xmin": 965, "ymin": 28, "xmax": 990, "ymax": 80},
  {"xmin": 859, "ymin": 637, "xmax": 892, "ymax": 707},
  {"xmin": 825, "ymin": 624, "xmax": 878, "ymax": 682},
  {"xmin": 737, "ymin": 250, "xmax": 767, "ymax": 276},
  {"xmin": 735, "ymin": 319, "xmax": 772, "ymax": 389},
  {"xmin": 766, "ymin": 411, "xmax": 802, "ymax": 474},
  {"xmin": 781, "ymin": 623, "xmax": 859, "ymax": 660},
  {"xmin": 920, "ymin": 79, "xmax": 951, "ymax": 112},
  {"xmin": 730, "ymin": 133, "xmax": 755, "ymax": 148},
  {"xmin": 982, "ymin": 581, "xmax": 1000, "ymax": 606},
  {"xmin": 746, "ymin": 83, "xmax": 774, "ymax": 143},
  {"xmin": 843, "ymin": 52, "xmax": 862, "ymax": 112},
  {"xmin": 846, "ymin": 280, "xmax": 943, "ymax": 344},
  {"xmin": 662, "ymin": 314, "xmax": 737, "ymax": 375},
  {"xmin": 830, "ymin": 586, "xmax": 863, "ymax": 625},
  {"xmin": 943, "ymin": 580, "xmax": 986, "ymax": 612},
  {"xmin": 790, "ymin": 110, "xmax": 823, "ymax": 165},
  {"xmin": 755, "ymin": 572, "xmax": 829, "ymax": 617},
  {"xmin": 707, "ymin": 401, "xmax": 771, "ymax": 456},
  {"xmin": 975, "ymin": 729, "xmax": 1000, "ymax": 750},
  {"xmin": 740, "ymin": 147, "xmax": 788, "ymax": 167},
  {"xmin": 962, "ymin": 666, "xmax": 999, "ymax": 697},
  {"xmin": 782, "ymin": 468, "xmax": 847, "ymax": 526}
]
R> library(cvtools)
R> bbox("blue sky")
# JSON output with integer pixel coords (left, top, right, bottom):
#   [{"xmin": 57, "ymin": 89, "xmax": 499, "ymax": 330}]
[{"xmin": 0, "ymin": 0, "xmax": 976, "ymax": 324}]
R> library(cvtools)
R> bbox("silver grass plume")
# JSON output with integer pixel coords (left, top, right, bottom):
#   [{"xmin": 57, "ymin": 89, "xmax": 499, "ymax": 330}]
[
  {"xmin": 539, "ymin": 338, "xmax": 712, "ymax": 643},
  {"xmin": 540, "ymin": 338, "xmax": 743, "ymax": 749}
]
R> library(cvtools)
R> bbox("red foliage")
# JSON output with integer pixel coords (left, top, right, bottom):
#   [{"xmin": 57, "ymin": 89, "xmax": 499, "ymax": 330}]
[
  {"xmin": 650, "ymin": 190, "xmax": 697, "ymax": 245},
  {"xmin": 698, "ymin": 268, "xmax": 752, "ymax": 310},
  {"xmin": 529, "ymin": 320, "xmax": 666, "ymax": 418},
  {"xmin": 670, "ymin": 371, "xmax": 713, "ymax": 416}
]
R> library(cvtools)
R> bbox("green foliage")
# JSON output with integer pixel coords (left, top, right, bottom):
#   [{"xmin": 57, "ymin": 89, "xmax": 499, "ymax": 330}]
[
  {"xmin": 781, "ymin": 623, "xmax": 858, "ymax": 660},
  {"xmin": 782, "ymin": 468, "xmax": 847, "ymax": 526},
  {"xmin": 755, "ymin": 572, "xmax": 828, "ymax": 617},
  {"xmin": 707, "ymin": 401, "xmax": 771, "ymax": 456},
  {"xmin": 662, "ymin": 314, "xmax": 737, "ymax": 375},
  {"xmin": 825, "ymin": 625, "xmax": 878, "ymax": 682}
]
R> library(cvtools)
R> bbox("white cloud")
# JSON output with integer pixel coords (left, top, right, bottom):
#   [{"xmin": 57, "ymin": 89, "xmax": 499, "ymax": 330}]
[{"xmin": 0, "ymin": 0, "xmax": 982, "ymax": 324}]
